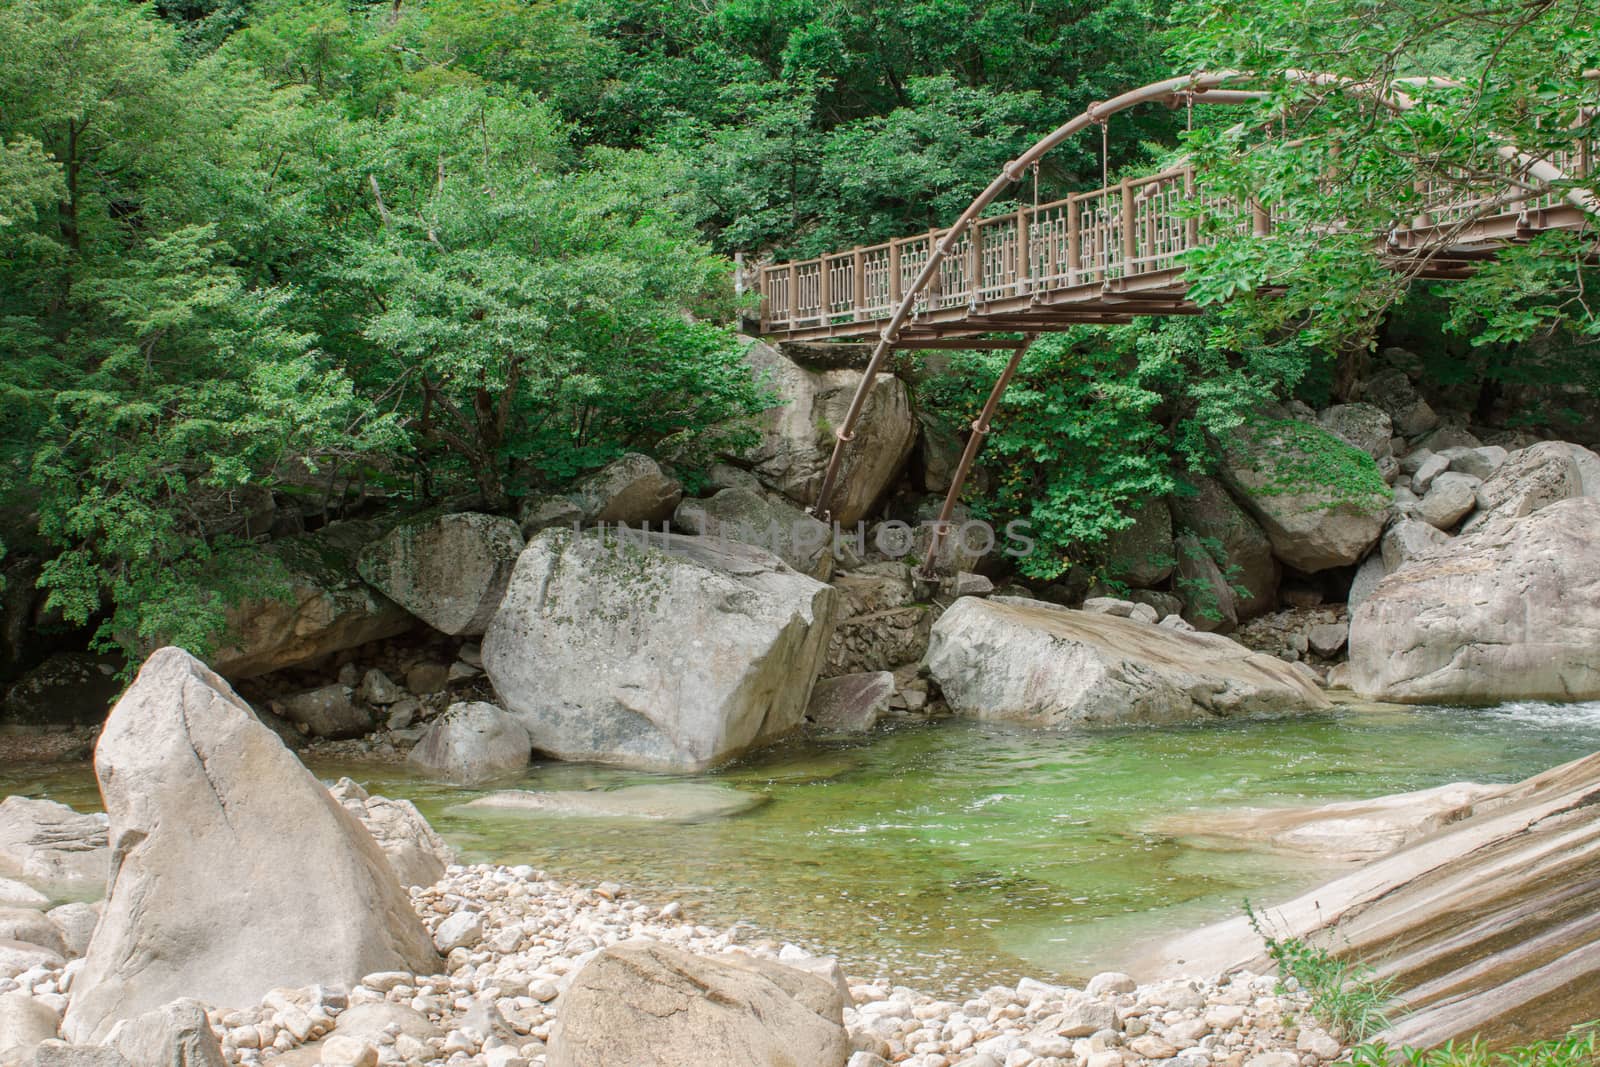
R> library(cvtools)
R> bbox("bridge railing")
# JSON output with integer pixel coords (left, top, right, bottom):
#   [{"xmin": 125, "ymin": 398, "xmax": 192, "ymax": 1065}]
[
  {"xmin": 757, "ymin": 133, "xmax": 1594, "ymax": 335},
  {"xmin": 757, "ymin": 163, "xmax": 1262, "ymax": 332}
]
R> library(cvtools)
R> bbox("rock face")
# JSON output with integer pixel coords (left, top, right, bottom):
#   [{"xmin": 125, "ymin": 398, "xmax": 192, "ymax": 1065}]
[
  {"xmin": 735, "ymin": 339, "xmax": 916, "ymax": 525},
  {"xmin": 1140, "ymin": 749, "xmax": 1600, "ymax": 1048},
  {"xmin": 1465, "ymin": 441, "xmax": 1581, "ymax": 528},
  {"xmin": 1169, "ymin": 477, "xmax": 1278, "ymax": 618},
  {"xmin": 547, "ymin": 940, "xmax": 850, "ymax": 1067},
  {"xmin": 805, "ymin": 671, "xmax": 894, "ymax": 733},
  {"xmin": 1217, "ymin": 419, "xmax": 1389, "ymax": 573},
  {"xmin": 210, "ymin": 522, "xmax": 413, "ymax": 679},
  {"xmin": 108, "ymin": 999, "xmax": 224, "ymax": 1067},
  {"xmin": 328, "ymin": 779, "xmax": 454, "ymax": 889},
  {"xmin": 483, "ymin": 529, "xmax": 837, "ymax": 772},
  {"xmin": 673, "ymin": 488, "xmax": 836, "ymax": 580},
  {"xmin": 356, "ymin": 513, "xmax": 523, "ymax": 636},
  {"xmin": 575, "ymin": 453, "xmax": 684, "ymax": 526},
  {"xmin": 925, "ymin": 597, "xmax": 1329, "ymax": 728},
  {"xmin": 1319, "ymin": 403, "xmax": 1397, "ymax": 482},
  {"xmin": 61, "ymin": 648, "xmax": 438, "ymax": 1043},
  {"xmin": 407, "ymin": 702, "xmax": 530, "ymax": 785},
  {"xmin": 0, "ymin": 798, "xmax": 108, "ymax": 902},
  {"xmin": 1100, "ymin": 499, "xmax": 1175, "ymax": 588},
  {"xmin": 1350, "ymin": 498, "xmax": 1600, "ymax": 703},
  {"xmin": 1174, "ymin": 534, "xmax": 1238, "ymax": 633}
]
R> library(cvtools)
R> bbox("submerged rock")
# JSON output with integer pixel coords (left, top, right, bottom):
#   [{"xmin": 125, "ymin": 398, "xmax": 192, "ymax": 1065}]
[
  {"xmin": 61, "ymin": 648, "xmax": 438, "ymax": 1043},
  {"xmin": 1351, "ymin": 497, "xmax": 1600, "ymax": 702},
  {"xmin": 356, "ymin": 512, "xmax": 523, "ymax": 636},
  {"xmin": 1156, "ymin": 781, "xmax": 1506, "ymax": 860},
  {"xmin": 483, "ymin": 529, "xmax": 836, "ymax": 772},
  {"xmin": 926, "ymin": 597, "xmax": 1328, "ymax": 727},
  {"xmin": 459, "ymin": 783, "xmax": 763, "ymax": 823},
  {"xmin": 547, "ymin": 939, "xmax": 849, "ymax": 1067}
]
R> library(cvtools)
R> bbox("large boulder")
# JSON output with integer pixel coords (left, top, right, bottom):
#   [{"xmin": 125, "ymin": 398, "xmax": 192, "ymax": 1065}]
[
  {"xmin": 407, "ymin": 702, "xmax": 530, "ymax": 785},
  {"xmin": 1463, "ymin": 441, "xmax": 1582, "ymax": 530},
  {"xmin": 673, "ymin": 488, "xmax": 836, "ymax": 580},
  {"xmin": 1350, "ymin": 497, "xmax": 1600, "ymax": 702},
  {"xmin": 268, "ymin": 684, "xmax": 369, "ymax": 740},
  {"xmin": 0, "ymin": 798, "xmax": 108, "ymax": 902},
  {"xmin": 1169, "ymin": 476, "xmax": 1279, "ymax": 618},
  {"xmin": 1216, "ymin": 419, "xmax": 1389, "ymax": 573},
  {"xmin": 1319, "ymin": 403, "xmax": 1397, "ymax": 482},
  {"xmin": 1139, "ymin": 750, "xmax": 1600, "ymax": 1048},
  {"xmin": 209, "ymin": 522, "xmax": 413, "ymax": 679},
  {"xmin": 805, "ymin": 671, "xmax": 894, "ymax": 733},
  {"xmin": 1099, "ymin": 499, "xmax": 1175, "ymax": 588},
  {"xmin": 356, "ymin": 512, "xmax": 523, "ymax": 636},
  {"xmin": 2, "ymin": 653, "xmax": 123, "ymax": 726},
  {"xmin": 547, "ymin": 940, "xmax": 849, "ymax": 1067},
  {"xmin": 482, "ymin": 529, "xmax": 837, "ymax": 772},
  {"xmin": 1173, "ymin": 533, "xmax": 1238, "ymax": 633},
  {"xmin": 734, "ymin": 339, "xmax": 916, "ymax": 525},
  {"xmin": 924, "ymin": 597, "xmax": 1328, "ymax": 727},
  {"xmin": 1359, "ymin": 367, "xmax": 1439, "ymax": 437},
  {"xmin": 328, "ymin": 779, "xmax": 454, "ymax": 889},
  {"xmin": 60, "ymin": 649, "xmax": 439, "ymax": 1043}
]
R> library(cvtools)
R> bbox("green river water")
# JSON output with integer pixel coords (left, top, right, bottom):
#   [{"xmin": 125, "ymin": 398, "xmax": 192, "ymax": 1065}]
[{"xmin": 5, "ymin": 698, "xmax": 1600, "ymax": 996}]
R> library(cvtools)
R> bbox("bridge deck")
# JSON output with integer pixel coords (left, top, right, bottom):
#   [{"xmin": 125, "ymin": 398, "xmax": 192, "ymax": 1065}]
[{"xmin": 756, "ymin": 159, "xmax": 1593, "ymax": 344}]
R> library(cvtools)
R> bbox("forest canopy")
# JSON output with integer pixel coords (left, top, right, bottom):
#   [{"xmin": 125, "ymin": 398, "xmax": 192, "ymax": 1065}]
[{"xmin": 0, "ymin": 0, "xmax": 1596, "ymax": 651}]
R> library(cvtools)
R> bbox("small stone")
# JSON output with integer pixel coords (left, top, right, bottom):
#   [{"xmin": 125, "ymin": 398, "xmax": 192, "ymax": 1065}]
[
  {"xmin": 1131, "ymin": 1035, "xmax": 1179, "ymax": 1058},
  {"xmin": 433, "ymin": 911, "xmax": 483, "ymax": 953},
  {"xmin": 1085, "ymin": 972, "xmax": 1136, "ymax": 997},
  {"xmin": 358, "ymin": 670, "xmax": 404, "ymax": 706},
  {"xmin": 949, "ymin": 572, "xmax": 995, "ymax": 598},
  {"xmin": 1297, "ymin": 1029, "xmax": 1342, "ymax": 1060},
  {"xmin": 319, "ymin": 1035, "xmax": 379, "ymax": 1067},
  {"xmin": 1082, "ymin": 597, "xmax": 1136, "ymax": 617},
  {"xmin": 405, "ymin": 663, "xmax": 450, "ymax": 696},
  {"xmin": 385, "ymin": 700, "xmax": 419, "ymax": 731},
  {"xmin": 1129, "ymin": 603, "xmax": 1160, "ymax": 625},
  {"xmin": 1306, "ymin": 623, "xmax": 1348, "ymax": 657}
]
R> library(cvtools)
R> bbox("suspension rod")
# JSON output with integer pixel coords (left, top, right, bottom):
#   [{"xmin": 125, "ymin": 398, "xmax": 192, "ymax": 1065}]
[{"xmin": 917, "ymin": 334, "xmax": 1038, "ymax": 580}]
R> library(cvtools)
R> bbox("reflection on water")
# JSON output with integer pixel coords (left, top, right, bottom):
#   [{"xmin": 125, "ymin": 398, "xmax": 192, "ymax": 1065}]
[{"xmin": 6, "ymin": 700, "xmax": 1598, "ymax": 995}]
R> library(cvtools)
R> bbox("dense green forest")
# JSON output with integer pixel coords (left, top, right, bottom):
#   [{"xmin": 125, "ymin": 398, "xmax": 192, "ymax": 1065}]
[{"xmin": 1, "ymin": 0, "xmax": 1596, "ymax": 656}]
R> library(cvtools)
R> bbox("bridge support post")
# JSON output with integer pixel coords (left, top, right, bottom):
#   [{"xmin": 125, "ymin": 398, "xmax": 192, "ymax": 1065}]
[{"xmin": 917, "ymin": 334, "xmax": 1038, "ymax": 582}]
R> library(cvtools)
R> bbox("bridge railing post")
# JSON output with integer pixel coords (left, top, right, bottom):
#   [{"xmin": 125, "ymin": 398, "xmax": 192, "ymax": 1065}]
[
  {"xmin": 967, "ymin": 222, "xmax": 983, "ymax": 304},
  {"xmin": 889, "ymin": 239, "xmax": 903, "ymax": 305},
  {"xmin": 852, "ymin": 249, "xmax": 865, "ymax": 318},
  {"xmin": 1120, "ymin": 178, "xmax": 1136, "ymax": 278},
  {"xmin": 757, "ymin": 262, "xmax": 770, "ymax": 333},
  {"xmin": 1251, "ymin": 199, "xmax": 1271, "ymax": 237},
  {"xmin": 1016, "ymin": 208, "xmax": 1031, "ymax": 294},
  {"xmin": 820, "ymin": 255, "xmax": 833, "ymax": 324},
  {"xmin": 1066, "ymin": 196, "xmax": 1080, "ymax": 285},
  {"xmin": 1183, "ymin": 166, "xmax": 1199, "ymax": 251}
]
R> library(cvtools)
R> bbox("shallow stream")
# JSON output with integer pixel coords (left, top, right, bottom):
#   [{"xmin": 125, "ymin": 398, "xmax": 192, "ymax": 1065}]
[{"xmin": 6, "ymin": 699, "xmax": 1599, "ymax": 995}]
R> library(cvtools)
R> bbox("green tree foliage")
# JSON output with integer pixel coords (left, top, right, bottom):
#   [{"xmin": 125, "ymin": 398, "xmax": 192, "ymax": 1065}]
[
  {"xmin": 0, "ymin": 0, "xmax": 762, "ymax": 658},
  {"xmin": 1172, "ymin": 0, "xmax": 1600, "ymax": 350}
]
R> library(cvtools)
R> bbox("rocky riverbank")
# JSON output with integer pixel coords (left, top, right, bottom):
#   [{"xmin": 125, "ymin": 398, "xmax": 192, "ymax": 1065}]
[{"xmin": 3, "ymin": 829, "xmax": 1340, "ymax": 1067}]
